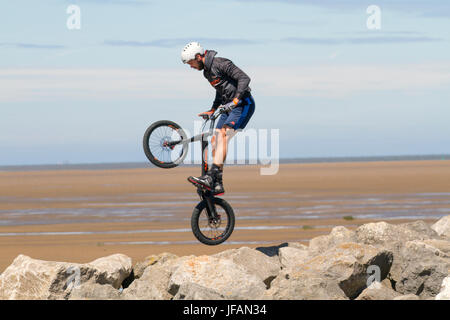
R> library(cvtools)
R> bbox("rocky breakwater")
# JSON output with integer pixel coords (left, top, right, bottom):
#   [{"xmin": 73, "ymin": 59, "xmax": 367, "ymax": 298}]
[{"xmin": 0, "ymin": 215, "xmax": 449, "ymax": 300}]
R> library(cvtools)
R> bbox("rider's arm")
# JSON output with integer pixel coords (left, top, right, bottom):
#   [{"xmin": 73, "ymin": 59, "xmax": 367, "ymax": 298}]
[
  {"xmin": 222, "ymin": 60, "xmax": 251, "ymax": 103},
  {"xmin": 198, "ymin": 91, "xmax": 221, "ymax": 118},
  {"xmin": 211, "ymin": 90, "xmax": 221, "ymax": 111}
]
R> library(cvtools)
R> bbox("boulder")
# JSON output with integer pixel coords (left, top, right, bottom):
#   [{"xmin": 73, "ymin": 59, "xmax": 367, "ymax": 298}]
[
  {"xmin": 435, "ymin": 276, "xmax": 450, "ymax": 300},
  {"xmin": 121, "ymin": 264, "xmax": 172, "ymax": 300},
  {"xmin": 355, "ymin": 281, "xmax": 400, "ymax": 300},
  {"xmin": 267, "ymin": 242, "xmax": 393, "ymax": 300},
  {"xmin": 393, "ymin": 294, "xmax": 420, "ymax": 300},
  {"xmin": 355, "ymin": 222, "xmax": 430, "ymax": 251},
  {"xmin": 173, "ymin": 283, "xmax": 231, "ymax": 300},
  {"xmin": 400, "ymin": 220, "xmax": 439, "ymax": 239},
  {"xmin": 168, "ymin": 255, "xmax": 266, "ymax": 300},
  {"xmin": 331, "ymin": 243, "xmax": 393, "ymax": 299},
  {"xmin": 264, "ymin": 270, "xmax": 348, "ymax": 300},
  {"xmin": 68, "ymin": 283, "xmax": 120, "ymax": 300},
  {"xmin": 87, "ymin": 254, "xmax": 133, "ymax": 289},
  {"xmin": 380, "ymin": 278, "xmax": 395, "ymax": 290},
  {"xmin": 309, "ymin": 226, "xmax": 356, "ymax": 256},
  {"xmin": 431, "ymin": 215, "xmax": 450, "ymax": 238},
  {"xmin": 213, "ymin": 247, "xmax": 280, "ymax": 288},
  {"xmin": 278, "ymin": 247, "xmax": 309, "ymax": 269},
  {"xmin": 394, "ymin": 240, "xmax": 449, "ymax": 298},
  {"xmin": 287, "ymin": 242, "xmax": 309, "ymax": 250},
  {"xmin": 422, "ymin": 239, "xmax": 450, "ymax": 255},
  {"xmin": 355, "ymin": 221, "xmax": 438, "ymax": 287},
  {"xmin": 1, "ymin": 216, "xmax": 447, "ymax": 301},
  {"xmin": 0, "ymin": 254, "xmax": 132, "ymax": 300},
  {"xmin": 122, "ymin": 255, "xmax": 192, "ymax": 300},
  {"xmin": 133, "ymin": 252, "xmax": 178, "ymax": 279}
]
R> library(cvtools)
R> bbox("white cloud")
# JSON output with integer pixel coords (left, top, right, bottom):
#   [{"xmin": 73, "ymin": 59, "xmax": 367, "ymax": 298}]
[
  {"xmin": 1, "ymin": 63, "xmax": 450, "ymax": 102},
  {"xmin": 248, "ymin": 63, "xmax": 450, "ymax": 98},
  {"xmin": 0, "ymin": 68, "xmax": 210, "ymax": 102}
]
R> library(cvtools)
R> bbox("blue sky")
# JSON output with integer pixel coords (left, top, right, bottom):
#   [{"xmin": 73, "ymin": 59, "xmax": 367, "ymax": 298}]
[{"xmin": 0, "ymin": 0, "xmax": 449, "ymax": 165}]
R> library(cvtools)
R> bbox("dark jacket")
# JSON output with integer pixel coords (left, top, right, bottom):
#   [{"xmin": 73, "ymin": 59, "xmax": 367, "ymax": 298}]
[{"xmin": 203, "ymin": 50, "xmax": 251, "ymax": 110}]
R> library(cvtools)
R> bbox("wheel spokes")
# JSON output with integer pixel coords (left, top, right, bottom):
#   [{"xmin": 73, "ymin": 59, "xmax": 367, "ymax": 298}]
[
  {"xmin": 148, "ymin": 125, "xmax": 183, "ymax": 163},
  {"xmin": 198, "ymin": 207, "xmax": 228, "ymax": 240}
]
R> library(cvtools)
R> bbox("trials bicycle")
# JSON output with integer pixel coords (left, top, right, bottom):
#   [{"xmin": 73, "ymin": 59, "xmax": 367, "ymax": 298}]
[{"xmin": 142, "ymin": 108, "xmax": 235, "ymax": 245}]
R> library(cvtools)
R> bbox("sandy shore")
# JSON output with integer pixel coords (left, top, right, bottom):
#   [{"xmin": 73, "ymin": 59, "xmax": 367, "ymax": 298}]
[{"xmin": 1, "ymin": 160, "xmax": 449, "ymax": 272}]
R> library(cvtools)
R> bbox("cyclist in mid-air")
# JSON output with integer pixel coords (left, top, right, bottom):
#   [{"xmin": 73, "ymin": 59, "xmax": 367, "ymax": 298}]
[{"xmin": 181, "ymin": 41, "xmax": 255, "ymax": 195}]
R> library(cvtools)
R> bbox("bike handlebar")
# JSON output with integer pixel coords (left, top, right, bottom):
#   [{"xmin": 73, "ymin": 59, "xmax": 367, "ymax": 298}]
[{"xmin": 202, "ymin": 108, "xmax": 224, "ymax": 121}]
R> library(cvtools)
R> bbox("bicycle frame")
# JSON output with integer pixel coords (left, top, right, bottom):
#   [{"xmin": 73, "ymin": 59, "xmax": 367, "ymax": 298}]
[
  {"xmin": 167, "ymin": 110, "xmax": 221, "ymax": 171},
  {"xmin": 144, "ymin": 110, "xmax": 234, "ymax": 242},
  {"xmin": 170, "ymin": 109, "xmax": 223, "ymax": 221}
]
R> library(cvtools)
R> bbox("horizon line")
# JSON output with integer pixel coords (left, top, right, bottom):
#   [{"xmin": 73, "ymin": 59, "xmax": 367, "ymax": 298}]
[{"xmin": 1, "ymin": 154, "xmax": 449, "ymax": 171}]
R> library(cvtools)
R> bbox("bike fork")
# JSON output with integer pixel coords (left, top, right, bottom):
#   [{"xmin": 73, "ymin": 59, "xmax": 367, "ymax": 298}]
[
  {"xmin": 197, "ymin": 189, "xmax": 219, "ymax": 220},
  {"xmin": 196, "ymin": 129, "xmax": 219, "ymax": 220}
]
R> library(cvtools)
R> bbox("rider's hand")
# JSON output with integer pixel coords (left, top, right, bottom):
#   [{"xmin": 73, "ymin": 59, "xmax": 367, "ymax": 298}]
[
  {"xmin": 220, "ymin": 101, "xmax": 236, "ymax": 113},
  {"xmin": 198, "ymin": 109, "xmax": 214, "ymax": 120},
  {"xmin": 220, "ymin": 98, "xmax": 240, "ymax": 113}
]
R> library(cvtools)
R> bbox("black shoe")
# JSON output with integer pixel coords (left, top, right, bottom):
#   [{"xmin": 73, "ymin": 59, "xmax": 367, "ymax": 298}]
[
  {"xmin": 212, "ymin": 171, "xmax": 225, "ymax": 195},
  {"xmin": 187, "ymin": 173, "xmax": 214, "ymax": 191}
]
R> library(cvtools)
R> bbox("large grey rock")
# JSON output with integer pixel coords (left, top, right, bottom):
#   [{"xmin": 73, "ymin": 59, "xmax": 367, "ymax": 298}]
[
  {"xmin": 0, "ymin": 254, "xmax": 132, "ymax": 300},
  {"xmin": 309, "ymin": 226, "xmax": 356, "ymax": 256},
  {"xmin": 380, "ymin": 278, "xmax": 395, "ymax": 290},
  {"xmin": 393, "ymin": 294, "xmax": 420, "ymax": 300},
  {"xmin": 356, "ymin": 222, "xmax": 430, "ymax": 251},
  {"xmin": 122, "ymin": 255, "xmax": 192, "ymax": 300},
  {"xmin": 431, "ymin": 215, "xmax": 450, "ymax": 238},
  {"xmin": 422, "ymin": 239, "xmax": 450, "ymax": 255},
  {"xmin": 213, "ymin": 247, "xmax": 280, "ymax": 288},
  {"xmin": 122, "ymin": 264, "xmax": 172, "ymax": 300},
  {"xmin": 2, "ymin": 217, "xmax": 447, "ymax": 301},
  {"xmin": 355, "ymin": 281, "xmax": 400, "ymax": 300},
  {"xmin": 318, "ymin": 242, "xmax": 393, "ymax": 299},
  {"xmin": 133, "ymin": 252, "xmax": 178, "ymax": 279},
  {"xmin": 278, "ymin": 247, "xmax": 309, "ymax": 269},
  {"xmin": 268, "ymin": 242, "xmax": 393, "ymax": 299},
  {"xmin": 173, "ymin": 283, "xmax": 232, "ymax": 300},
  {"xmin": 87, "ymin": 254, "xmax": 133, "ymax": 289},
  {"xmin": 264, "ymin": 270, "xmax": 348, "ymax": 300},
  {"xmin": 400, "ymin": 221, "xmax": 439, "ymax": 239},
  {"xmin": 435, "ymin": 276, "xmax": 450, "ymax": 300},
  {"xmin": 68, "ymin": 283, "xmax": 120, "ymax": 300},
  {"xmin": 287, "ymin": 242, "xmax": 309, "ymax": 250},
  {"xmin": 394, "ymin": 240, "xmax": 449, "ymax": 298},
  {"xmin": 168, "ymin": 255, "xmax": 266, "ymax": 300},
  {"xmin": 355, "ymin": 221, "xmax": 437, "ymax": 287}
]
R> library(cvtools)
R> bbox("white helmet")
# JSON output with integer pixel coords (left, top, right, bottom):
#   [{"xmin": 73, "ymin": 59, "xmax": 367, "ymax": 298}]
[{"xmin": 181, "ymin": 41, "xmax": 204, "ymax": 64}]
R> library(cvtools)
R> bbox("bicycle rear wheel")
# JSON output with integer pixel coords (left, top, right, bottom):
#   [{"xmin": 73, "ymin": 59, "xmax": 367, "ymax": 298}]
[
  {"xmin": 191, "ymin": 197, "xmax": 235, "ymax": 245},
  {"xmin": 143, "ymin": 120, "xmax": 188, "ymax": 169}
]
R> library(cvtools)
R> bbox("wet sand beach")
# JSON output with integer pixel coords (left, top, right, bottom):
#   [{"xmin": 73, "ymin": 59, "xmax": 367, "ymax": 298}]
[{"xmin": 1, "ymin": 160, "xmax": 449, "ymax": 272}]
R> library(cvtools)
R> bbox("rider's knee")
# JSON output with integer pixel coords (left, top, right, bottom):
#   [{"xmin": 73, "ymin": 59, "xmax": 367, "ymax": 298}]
[
  {"xmin": 215, "ymin": 128, "xmax": 226, "ymax": 139},
  {"xmin": 211, "ymin": 134, "xmax": 217, "ymax": 149},
  {"xmin": 214, "ymin": 126, "xmax": 233, "ymax": 147},
  {"xmin": 222, "ymin": 125, "xmax": 235, "ymax": 139}
]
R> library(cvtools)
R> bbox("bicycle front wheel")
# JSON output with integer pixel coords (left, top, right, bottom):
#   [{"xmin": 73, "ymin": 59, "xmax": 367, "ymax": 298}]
[
  {"xmin": 191, "ymin": 197, "xmax": 235, "ymax": 245},
  {"xmin": 143, "ymin": 120, "xmax": 188, "ymax": 169}
]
